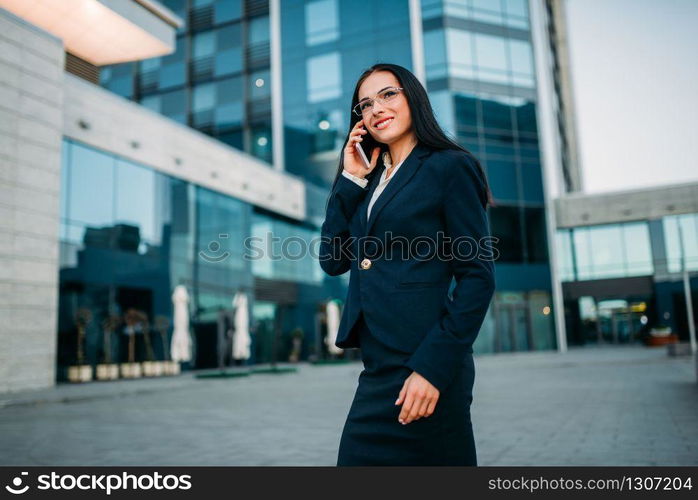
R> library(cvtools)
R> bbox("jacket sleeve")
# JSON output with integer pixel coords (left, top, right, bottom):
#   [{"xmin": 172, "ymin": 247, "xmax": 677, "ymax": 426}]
[
  {"xmin": 319, "ymin": 172, "xmax": 368, "ymax": 276},
  {"xmin": 404, "ymin": 152, "xmax": 496, "ymax": 393},
  {"xmin": 342, "ymin": 169, "xmax": 369, "ymax": 188}
]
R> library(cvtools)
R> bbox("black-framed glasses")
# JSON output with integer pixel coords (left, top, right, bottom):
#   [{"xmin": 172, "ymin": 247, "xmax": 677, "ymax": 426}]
[{"xmin": 353, "ymin": 87, "xmax": 404, "ymax": 117}]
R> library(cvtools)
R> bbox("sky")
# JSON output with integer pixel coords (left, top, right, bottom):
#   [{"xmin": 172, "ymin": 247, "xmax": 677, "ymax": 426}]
[{"xmin": 564, "ymin": 0, "xmax": 698, "ymax": 194}]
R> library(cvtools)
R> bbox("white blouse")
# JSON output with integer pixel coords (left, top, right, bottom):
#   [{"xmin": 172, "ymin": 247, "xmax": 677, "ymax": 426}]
[{"xmin": 341, "ymin": 152, "xmax": 406, "ymax": 221}]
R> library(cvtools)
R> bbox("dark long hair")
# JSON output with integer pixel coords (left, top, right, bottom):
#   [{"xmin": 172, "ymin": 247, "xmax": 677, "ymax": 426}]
[{"xmin": 329, "ymin": 63, "xmax": 493, "ymax": 208}]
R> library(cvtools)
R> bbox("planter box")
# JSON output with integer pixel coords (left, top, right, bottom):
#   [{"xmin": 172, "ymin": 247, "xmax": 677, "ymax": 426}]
[
  {"xmin": 645, "ymin": 334, "xmax": 679, "ymax": 346},
  {"xmin": 67, "ymin": 365, "xmax": 92, "ymax": 383},
  {"xmin": 163, "ymin": 360, "xmax": 181, "ymax": 375},
  {"xmin": 120, "ymin": 362, "xmax": 142, "ymax": 378},
  {"xmin": 95, "ymin": 364, "xmax": 119, "ymax": 380},
  {"xmin": 142, "ymin": 361, "xmax": 165, "ymax": 377}
]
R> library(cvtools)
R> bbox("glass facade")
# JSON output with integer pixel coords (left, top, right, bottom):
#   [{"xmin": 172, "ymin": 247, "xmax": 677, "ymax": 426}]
[
  {"xmin": 663, "ymin": 213, "xmax": 698, "ymax": 273},
  {"xmin": 57, "ymin": 138, "xmax": 334, "ymax": 377},
  {"xmin": 554, "ymin": 214, "xmax": 698, "ymax": 347},
  {"xmin": 420, "ymin": 0, "xmax": 553, "ymax": 352},
  {"xmin": 96, "ymin": 0, "xmax": 555, "ymax": 356},
  {"xmin": 555, "ymin": 222, "xmax": 654, "ymax": 281},
  {"xmin": 100, "ymin": 0, "xmax": 270, "ymax": 160}
]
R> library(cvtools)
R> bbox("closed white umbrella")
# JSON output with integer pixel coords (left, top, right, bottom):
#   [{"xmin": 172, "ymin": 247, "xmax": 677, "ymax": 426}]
[
  {"xmin": 325, "ymin": 299, "xmax": 343, "ymax": 355},
  {"xmin": 171, "ymin": 285, "xmax": 192, "ymax": 362},
  {"xmin": 232, "ymin": 291, "xmax": 251, "ymax": 360}
]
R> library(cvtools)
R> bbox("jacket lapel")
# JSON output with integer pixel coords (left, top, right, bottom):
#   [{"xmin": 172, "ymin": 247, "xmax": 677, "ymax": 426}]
[{"xmin": 364, "ymin": 142, "xmax": 433, "ymax": 236}]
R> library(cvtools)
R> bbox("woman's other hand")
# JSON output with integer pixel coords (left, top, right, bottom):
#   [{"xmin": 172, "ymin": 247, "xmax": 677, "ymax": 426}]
[
  {"xmin": 343, "ymin": 118, "xmax": 381, "ymax": 178},
  {"xmin": 395, "ymin": 371, "xmax": 440, "ymax": 424}
]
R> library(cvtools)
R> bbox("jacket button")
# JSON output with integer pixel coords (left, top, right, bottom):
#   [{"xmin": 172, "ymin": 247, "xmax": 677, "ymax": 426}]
[{"xmin": 360, "ymin": 258, "xmax": 372, "ymax": 270}]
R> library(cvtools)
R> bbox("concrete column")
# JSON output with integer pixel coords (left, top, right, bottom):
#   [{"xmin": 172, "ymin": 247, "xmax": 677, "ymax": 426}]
[{"xmin": 0, "ymin": 10, "xmax": 65, "ymax": 393}]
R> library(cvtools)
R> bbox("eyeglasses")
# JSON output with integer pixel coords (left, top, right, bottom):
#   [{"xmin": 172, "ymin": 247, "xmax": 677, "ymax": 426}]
[{"xmin": 353, "ymin": 87, "xmax": 404, "ymax": 117}]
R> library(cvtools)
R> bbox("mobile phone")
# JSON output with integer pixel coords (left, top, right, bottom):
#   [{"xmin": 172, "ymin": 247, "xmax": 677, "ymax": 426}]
[{"xmin": 355, "ymin": 141, "xmax": 371, "ymax": 169}]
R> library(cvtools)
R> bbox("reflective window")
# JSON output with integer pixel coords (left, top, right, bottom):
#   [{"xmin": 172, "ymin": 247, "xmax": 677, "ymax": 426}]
[
  {"xmin": 99, "ymin": 63, "xmax": 133, "ymax": 98},
  {"xmin": 489, "ymin": 205, "xmax": 524, "ymax": 262},
  {"xmin": 138, "ymin": 36, "xmax": 186, "ymax": 91},
  {"xmin": 474, "ymin": 33, "xmax": 508, "ymax": 84},
  {"xmin": 424, "ymin": 30, "xmax": 449, "ymax": 80},
  {"xmin": 524, "ymin": 207, "xmax": 548, "ymax": 262},
  {"xmin": 196, "ymin": 187, "xmax": 248, "ymax": 275},
  {"xmin": 555, "ymin": 230, "xmax": 575, "ymax": 281},
  {"xmin": 192, "ymin": 77, "xmax": 244, "ymax": 129},
  {"xmin": 215, "ymin": 24, "xmax": 244, "ymax": 77},
  {"xmin": 568, "ymin": 222, "xmax": 654, "ymax": 280},
  {"xmin": 68, "ymin": 143, "xmax": 115, "ymax": 227},
  {"xmin": 521, "ymin": 162, "xmax": 544, "ymax": 202},
  {"xmin": 509, "ymin": 39, "xmax": 534, "ymax": 87},
  {"xmin": 115, "ymin": 159, "xmax": 158, "ymax": 245},
  {"xmin": 249, "ymin": 16, "xmax": 270, "ymax": 45},
  {"xmin": 214, "ymin": 0, "xmax": 242, "ymax": 23},
  {"xmin": 471, "ymin": 0, "xmax": 505, "ymax": 25},
  {"xmin": 141, "ymin": 89, "xmax": 188, "ymax": 125},
  {"xmin": 434, "ymin": 0, "xmax": 529, "ymax": 29},
  {"xmin": 485, "ymin": 159, "xmax": 518, "ymax": 201},
  {"xmin": 663, "ymin": 213, "xmax": 698, "ymax": 272},
  {"xmin": 446, "ymin": 29, "xmax": 476, "ymax": 79},
  {"xmin": 504, "ymin": 0, "xmax": 529, "ymax": 28},
  {"xmin": 251, "ymin": 213, "xmax": 324, "ymax": 285},
  {"xmin": 307, "ymin": 52, "xmax": 341, "ymax": 103},
  {"xmin": 306, "ymin": 0, "xmax": 339, "ymax": 46},
  {"xmin": 191, "ymin": 25, "xmax": 244, "ymax": 81}
]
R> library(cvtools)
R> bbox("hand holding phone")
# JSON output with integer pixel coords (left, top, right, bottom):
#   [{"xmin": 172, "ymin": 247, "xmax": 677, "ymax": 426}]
[{"xmin": 343, "ymin": 119, "xmax": 380, "ymax": 178}]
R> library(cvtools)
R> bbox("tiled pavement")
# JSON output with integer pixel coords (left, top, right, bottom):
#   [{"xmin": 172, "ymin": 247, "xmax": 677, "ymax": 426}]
[{"xmin": 0, "ymin": 345, "xmax": 696, "ymax": 466}]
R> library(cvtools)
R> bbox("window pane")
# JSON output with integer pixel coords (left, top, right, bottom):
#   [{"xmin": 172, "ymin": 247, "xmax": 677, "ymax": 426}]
[
  {"xmin": 525, "ymin": 207, "xmax": 548, "ymax": 262},
  {"xmin": 307, "ymin": 52, "xmax": 341, "ymax": 102},
  {"xmin": 588, "ymin": 225, "xmax": 624, "ymax": 278},
  {"xmin": 306, "ymin": 0, "xmax": 339, "ymax": 46},
  {"xmin": 472, "ymin": 0, "xmax": 505, "ymax": 25},
  {"xmin": 489, "ymin": 206, "xmax": 523, "ymax": 262},
  {"xmin": 446, "ymin": 29, "xmax": 475, "ymax": 79},
  {"xmin": 193, "ymin": 31, "xmax": 215, "ymax": 58},
  {"xmin": 475, "ymin": 33, "xmax": 508, "ymax": 84},
  {"xmin": 68, "ymin": 143, "xmax": 115, "ymax": 227},
  {"xmin": 622, "ymin": 223, "xmax": 653, "ymax": 275},
  {"xmin": 424, "ymin": 29, "xmax": 448, "ymax": 80},
  {"xmin": 475, "ymin": 33, "xmax": 508, "ymax": 70},
  {"xmin": 249, "ymin": 16, "xmax": 270, "ymax": 45},
  {"xmin": 115, "ymin": 159, "xmax": 157, "ymax": 244}
]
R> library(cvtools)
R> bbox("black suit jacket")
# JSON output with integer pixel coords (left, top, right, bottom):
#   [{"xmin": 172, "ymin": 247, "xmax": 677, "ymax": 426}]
[{"xmin": 319, "ymin": 142, "xmax": 496, "ymax": 393}]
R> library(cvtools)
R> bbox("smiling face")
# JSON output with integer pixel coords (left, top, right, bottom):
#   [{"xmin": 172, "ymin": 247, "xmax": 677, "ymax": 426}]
[{"xmin": 357, "ymin": 71, "xmax": 412, "ymax": 145}]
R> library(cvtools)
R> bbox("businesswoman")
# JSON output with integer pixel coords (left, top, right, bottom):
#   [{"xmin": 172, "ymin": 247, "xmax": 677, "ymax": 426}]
[{"xmin": 319, "ymin": 63, "xmax": 496, "ymax": 466}]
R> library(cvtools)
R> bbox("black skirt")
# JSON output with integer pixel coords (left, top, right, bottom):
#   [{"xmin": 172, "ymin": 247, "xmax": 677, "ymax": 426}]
[{"xmin": 337, "ymin": 312, "xmax": 477, "ymax": 466}]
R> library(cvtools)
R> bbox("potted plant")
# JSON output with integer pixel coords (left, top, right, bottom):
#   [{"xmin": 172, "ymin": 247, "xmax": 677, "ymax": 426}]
[
  {"xmin": 288, "ymin": 327, "xmax": 304, "ymax": 363},
  {"xmin": 68, "ymin": 308, "xmax": 93, "ymax": 383},
  {"xmin": 96, "ymin": 314, "xmax": 120, "ymax": 380},
  {"xmin": 138, "ymin": 311, "xmax": 161, "ymax": 377},
  {"xmin": 120, "ymin": 308, "xmax": 143, "ymax": 378},
  {"xmin": 644, "ymin": 323, "xmax": 679, "ymax": 346},
  {"xmin": 154, "ymin": 315, "xmax": 172, "ymax": 375}
]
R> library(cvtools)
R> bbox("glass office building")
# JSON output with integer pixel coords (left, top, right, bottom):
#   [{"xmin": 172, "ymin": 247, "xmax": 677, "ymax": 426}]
[
  {"xmin": 555, "ymin": 213, "xmax": 698, "ymax": 346},
  {"xmin": 94, "ymin": 0, "xmax": 556, "ymax": 362},
  {"xmin": 58, "ymin": 138, "xmax": 329, "ymax": 372}
]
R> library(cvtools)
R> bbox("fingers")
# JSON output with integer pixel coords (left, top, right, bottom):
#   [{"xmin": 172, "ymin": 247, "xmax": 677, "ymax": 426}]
[
  {"xmin": 396, "ymin": 382, "xmax": 439, "ymax": 425},
  {"xmin": 398, "ymin": 390, "xmax": 415, "ymax": 424},
  {"xmin": 395, "ymin": 383, "xmax": 406, "ymax": 406}
]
